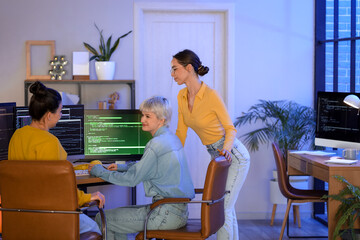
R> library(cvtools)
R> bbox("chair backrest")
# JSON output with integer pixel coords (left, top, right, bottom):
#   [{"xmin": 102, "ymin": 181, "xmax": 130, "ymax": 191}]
[
  {"xmin": 0, "ymin": 160, "xmax": 79, "ymax": 240},
  {"xmin": 272, "ymin": 143, "xmax": 295, "ymax": 199},
  {"xmin": 200, "ymin": 155, "xmax": 231, "ymax": 237}
]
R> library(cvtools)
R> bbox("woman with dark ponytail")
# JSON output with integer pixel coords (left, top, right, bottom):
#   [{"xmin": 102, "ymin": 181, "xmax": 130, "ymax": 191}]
[
  {"xmin": 171, "ymin": 49, "xmax": 250, "ymax": 240},
  {"xmin": 8, "ymin": 81, "xmax": 105, "ymax": 235}
]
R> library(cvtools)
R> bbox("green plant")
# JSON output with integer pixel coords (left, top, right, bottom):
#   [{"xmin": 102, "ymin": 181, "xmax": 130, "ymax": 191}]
[
  {"xmin": 234, "ymin": 100, "xmax": 315, "ymax": 160},
  {"xmin": 83, "ymin": 23, "xmax": 132, "ymax": 61},
  {"xmin": 323, "ymin": 175, "xmax": 360, "ymax": 240}
]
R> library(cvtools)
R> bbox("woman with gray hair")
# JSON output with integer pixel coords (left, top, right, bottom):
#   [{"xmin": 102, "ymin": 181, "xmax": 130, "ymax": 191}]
[{"xmin": 89, "ymin": 96, "xmax": 195, "ymax": 240}]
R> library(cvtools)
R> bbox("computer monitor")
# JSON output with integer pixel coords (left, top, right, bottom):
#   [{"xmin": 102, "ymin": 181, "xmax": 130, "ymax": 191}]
[
  {"xmin": 315, "ymin": 91, "xmax": 360, "ymax": 149},
  {"xmin": 0, "ymin": 102, "xmax": 16, "ymax": 160},
  {"xmin": 15, "ymin": 105, "xmax": 84, "ymax": 158},
  {"xmin": 84, "ymin": 109, "xmax": 152, "ymax": 161}
]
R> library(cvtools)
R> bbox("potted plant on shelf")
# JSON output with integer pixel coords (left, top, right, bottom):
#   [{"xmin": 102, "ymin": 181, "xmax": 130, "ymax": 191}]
[
  {"xmin": 323, "ymin": 175, "xmax": 360, "ymax": 240},
  {"xmin": 83, "ymin": 23, "xmax": 132, "ymax": 80}
]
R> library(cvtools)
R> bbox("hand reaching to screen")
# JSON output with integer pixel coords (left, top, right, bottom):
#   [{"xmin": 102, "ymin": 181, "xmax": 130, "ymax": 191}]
[
  {"xmin": 107, "ymin": 163, "xmax": 118, "ymax": 171},
  {"xmin": 90, "ymin": 191, "xmax": 105, "ymax": 208}
]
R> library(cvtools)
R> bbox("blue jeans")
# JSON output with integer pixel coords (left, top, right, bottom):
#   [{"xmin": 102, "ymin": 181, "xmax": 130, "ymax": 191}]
[
  {"xmin": 79, "ymin": 213, "xmax": 101, "ymax": 234},
  {"xmin": 206, "ymin": 137, "xmax": 250, "ymax": 240},
  {"xmin": 95, "ymin": 198, "xmax": 188, "ymax": 240}
]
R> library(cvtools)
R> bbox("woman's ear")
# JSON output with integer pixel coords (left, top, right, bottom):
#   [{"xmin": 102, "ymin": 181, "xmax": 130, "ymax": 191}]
[
  {"xmin": 185, "ymin": 64, "xmax": 193, "ymax": 72},
  {"xmin": 46, "ymin": 112, "xmax": 51, "ymax": 121},
  {"xmin": 160, "ymin": 118, "xmax": 165, "ymax": 125}
]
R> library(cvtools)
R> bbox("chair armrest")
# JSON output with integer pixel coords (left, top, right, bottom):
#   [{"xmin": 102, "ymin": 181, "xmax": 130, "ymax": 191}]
[
  {"xmin": 80, "ymin": 200, "xmax": 107, "ymax": 240},
  {"xmin": 81, "ymin": 200, "xmax": 99, "ymax": 208},
  {"xmin": 150, "ymin": 198, "xmax": 191, "ymax": 210}
]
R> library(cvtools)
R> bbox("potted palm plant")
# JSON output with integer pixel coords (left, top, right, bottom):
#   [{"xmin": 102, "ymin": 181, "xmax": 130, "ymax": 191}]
[
  {"xmin": 234, "ymin": 100, "xmax": 316, "ymax": 219},
  {"xmin": 83, "ymin": 23, "xmax": 132, "ymax": 80},
  {"xmin": 323, "ymin": 175, "xmax": 360, "ymax": 240},
  {"xmin": 234, "ymin": 99, "xmax": 316, "ymax": 162}
]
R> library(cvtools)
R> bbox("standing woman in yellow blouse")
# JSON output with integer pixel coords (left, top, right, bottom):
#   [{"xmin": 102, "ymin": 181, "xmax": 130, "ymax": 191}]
[
  {"xmin": 171, "ymin": 49, "xmax": 250, "ymax": 240},
  {"xmin": 7, "ymin": 81, "xmax": 105, "ymax": 235}
]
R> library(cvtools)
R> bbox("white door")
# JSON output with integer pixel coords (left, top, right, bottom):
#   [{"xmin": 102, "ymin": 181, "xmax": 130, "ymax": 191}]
[{"xmin": 134, "ymin": 2, "xmax": 234, "ymax": 217}]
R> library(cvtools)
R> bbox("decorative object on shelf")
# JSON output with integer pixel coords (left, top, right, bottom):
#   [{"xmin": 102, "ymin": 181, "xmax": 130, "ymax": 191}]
[
  {"xmin": 98, "ymin": 101, "xmax": 107, "ymax": 109},
  {"xmin": 108, "ymin": 92, "xmax": 120, "ymax": 109},
  {"xmin": 26, "ymin": 40, "xmax": 55, "ymax": 80},
  {"xmin": 83, "ymin": 23, "xmax": 132, "ymax": 80},
  {"xmin": 49, "ymin": 56, "xmax": 68, "ymax": 80},
  {"xmin": 72, "ymin": 52, "xmax": 90, "ymax": 80},
  {"xmin": 95, "ymin": 61, "xmax": 115, "ymax": 80}
]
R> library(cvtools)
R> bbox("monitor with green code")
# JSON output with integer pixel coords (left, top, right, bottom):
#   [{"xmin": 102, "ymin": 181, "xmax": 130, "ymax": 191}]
[{"xmin": 84, "ymin": 109, "xmax": 152, "ymax": 161}]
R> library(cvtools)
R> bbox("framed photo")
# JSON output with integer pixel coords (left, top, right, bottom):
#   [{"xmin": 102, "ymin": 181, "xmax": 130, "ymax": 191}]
[{"xmin": 26, "ymin": 40, "xmax": 55, "ymax": 80}]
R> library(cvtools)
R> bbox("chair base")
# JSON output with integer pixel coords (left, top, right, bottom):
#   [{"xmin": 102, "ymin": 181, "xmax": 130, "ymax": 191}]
[
  {"xmin": 270, "ymin": 204, "xmax": 301, "ymax": 228},
  {"xmin": 286, "ymin": 216, "xmax": 327, "ymax": 239},
  {"xmin": 279, "ymin": 199, "xmax": 327, "ymax": 240}
]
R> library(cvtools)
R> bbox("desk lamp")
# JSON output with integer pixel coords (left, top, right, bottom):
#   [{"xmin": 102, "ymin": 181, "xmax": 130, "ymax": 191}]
[{"xmin": 344, "ymin": 94, "xmax": 360, "ymax": 115}]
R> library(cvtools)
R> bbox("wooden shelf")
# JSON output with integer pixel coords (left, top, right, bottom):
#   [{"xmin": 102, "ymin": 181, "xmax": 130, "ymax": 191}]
[{"xmin": 24, "ymin": 79, "xmax": 135, "ymax": 108}]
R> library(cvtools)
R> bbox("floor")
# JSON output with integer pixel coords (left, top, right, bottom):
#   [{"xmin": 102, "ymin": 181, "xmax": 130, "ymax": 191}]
[
  {"xmin": 127, "ymin": 217, "xmax": 329, "ymax": 240},
  {"xmin": 0, "ymin": 218, "xmax": 328, "ymax": 240}
]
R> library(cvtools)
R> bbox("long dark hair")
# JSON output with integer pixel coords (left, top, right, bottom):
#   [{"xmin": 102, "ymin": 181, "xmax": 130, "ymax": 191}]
[
  {"xmin": 29, "ymin": 81, "xmax": 62, "ymax": 121},
  {"xmin": 173, "ymin": 49, "xmax": 209, "ymax": 76}
]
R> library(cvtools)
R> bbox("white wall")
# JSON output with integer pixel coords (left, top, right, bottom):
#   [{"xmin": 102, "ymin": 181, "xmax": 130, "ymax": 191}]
[
  {"xmin": 0, "ymin": 0, "xmax": 315, "ymax": 219},
  {"xmin": 234, "ymin": 0, "xmax": 314, "ymax": 219}
]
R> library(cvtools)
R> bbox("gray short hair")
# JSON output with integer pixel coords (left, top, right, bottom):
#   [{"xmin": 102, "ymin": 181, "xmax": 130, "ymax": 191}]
[{"xmin": 139, "ymin": 96, "xmax": 172, "ymax": 126}]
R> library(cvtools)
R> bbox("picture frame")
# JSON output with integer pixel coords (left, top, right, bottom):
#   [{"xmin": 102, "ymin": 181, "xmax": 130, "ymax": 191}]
[{"xmin": 26, "ymin": 40, "xmax": 55, "ymax": 80}]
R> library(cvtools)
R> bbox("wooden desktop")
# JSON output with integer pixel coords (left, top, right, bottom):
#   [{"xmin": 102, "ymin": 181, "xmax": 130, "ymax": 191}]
[
  {"xmin": 76, "ymin": 174, "xmax": 106, "ymax": 187},
  {"xmin": 288, "ymin": 152, "xmax": 360, "ymax": 240}
]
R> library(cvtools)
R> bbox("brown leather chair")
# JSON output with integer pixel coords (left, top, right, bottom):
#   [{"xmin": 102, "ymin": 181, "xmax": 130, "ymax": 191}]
[
  {"xmin": 135, "ymin": 156, "xmax": 230, "ymax": 240},
  {"xmin": 0, "ymin": 160, "xmax": 106, "ymax": 240},
  {"xmin": 272, "ymin": 143, "xmax": 328, "ymax": 240}
]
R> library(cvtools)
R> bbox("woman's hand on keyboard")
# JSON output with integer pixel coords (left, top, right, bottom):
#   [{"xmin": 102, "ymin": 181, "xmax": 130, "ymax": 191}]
[
  {"xmin": 88, "ymin": 164, "xmax": 94, "ymax": 173},
  {"xmin": 107, "ymin": 163, "xmax": 118, "ymax": 171}
]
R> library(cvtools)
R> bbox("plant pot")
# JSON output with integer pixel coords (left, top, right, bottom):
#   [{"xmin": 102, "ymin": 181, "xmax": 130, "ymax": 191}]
[{"xmin": 95, "ymin": 61, "xmax": 115, "ymax": 80}]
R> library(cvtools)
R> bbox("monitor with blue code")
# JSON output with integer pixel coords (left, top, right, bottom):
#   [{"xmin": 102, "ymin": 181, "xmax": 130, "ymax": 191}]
[
  {"xmin": 315, "ymin": 91, "xmax": 360, "ymax": 150},
  {"xmin": 15, "ymin": 105, "xmax": 84, "ymax": 157},
  {"xmin": 0, "ymin": 102, "xmax": 16, "ymax": 160},
  {"xmin": 84, "ymin": 109, "xmax": 152, "ymax": 161}
]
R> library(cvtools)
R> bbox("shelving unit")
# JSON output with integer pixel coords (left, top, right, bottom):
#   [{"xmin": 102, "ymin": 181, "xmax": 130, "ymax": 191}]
[{"xmin": 24, "ymin": 79, "xmax": 135, "ymax": 109}]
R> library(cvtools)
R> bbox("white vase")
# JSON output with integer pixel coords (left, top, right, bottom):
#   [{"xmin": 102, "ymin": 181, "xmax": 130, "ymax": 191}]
[{"xmin": 95, "ymin": 61, "xmax": 115, "ymax": 80}]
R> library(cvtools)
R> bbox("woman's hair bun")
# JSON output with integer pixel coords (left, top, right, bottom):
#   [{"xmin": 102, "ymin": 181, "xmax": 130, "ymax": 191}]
[
  {"xmin": 29, "ymin": 81, "xmax": 47, "ymax": 97},
  {"xmin": 198, "ymin": 65, "xmax": 209, "ymax": 76}
]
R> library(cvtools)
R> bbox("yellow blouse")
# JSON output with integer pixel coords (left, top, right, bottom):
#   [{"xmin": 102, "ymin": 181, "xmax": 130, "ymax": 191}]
[
  {"xmin": 8, "ymin": 125, "xmax": 91, "ymax": 206},
  {"xmin": 176, "ymin": 82, "xmax": 236, "ymax": 151}
]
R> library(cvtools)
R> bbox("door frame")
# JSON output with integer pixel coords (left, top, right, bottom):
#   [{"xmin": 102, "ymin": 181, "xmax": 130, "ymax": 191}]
[{"xmin": 134, "ymin": 2, "xmax": 235, "ymax": 118}]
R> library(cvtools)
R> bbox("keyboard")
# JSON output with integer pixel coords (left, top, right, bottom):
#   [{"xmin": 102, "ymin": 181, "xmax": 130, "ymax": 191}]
[
  {"xmin": 74, "ymin": 169, "xmax": 89, "ymax": 176},
  {"xmin": 73, "ymin": 159, "xmax": 116, "ymax": 164}
]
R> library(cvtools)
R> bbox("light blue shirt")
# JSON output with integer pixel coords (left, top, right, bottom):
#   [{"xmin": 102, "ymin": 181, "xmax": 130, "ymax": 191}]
[{"xmin": 90, "ymin": 126, "xmax": 195, "ymax": 199}]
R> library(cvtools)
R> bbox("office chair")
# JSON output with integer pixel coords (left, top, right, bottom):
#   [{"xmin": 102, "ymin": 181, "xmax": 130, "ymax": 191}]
[
  {"xmin": 272, "ymin": 143, "xmax": 328, "ymax": 240},
  {"xmin": 0, "ymin": 160, "xmax": 106, "ymax": 240},
  {"xmin": 135, "ymin": 156, "xmax": 231, "ymax": 240}
]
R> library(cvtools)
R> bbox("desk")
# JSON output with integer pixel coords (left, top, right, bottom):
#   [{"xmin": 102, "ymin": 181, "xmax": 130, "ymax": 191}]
[
  {"xmin": 288, "ymin": 152, "xmax": 360, "ymax": 240},
  {"xmin": 76, "ymin": 174, "xmax": 137, "ymax": 205},
  {"xmin": 76, "ymin": 175, "xmax": 107, "ymax": 187}
]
